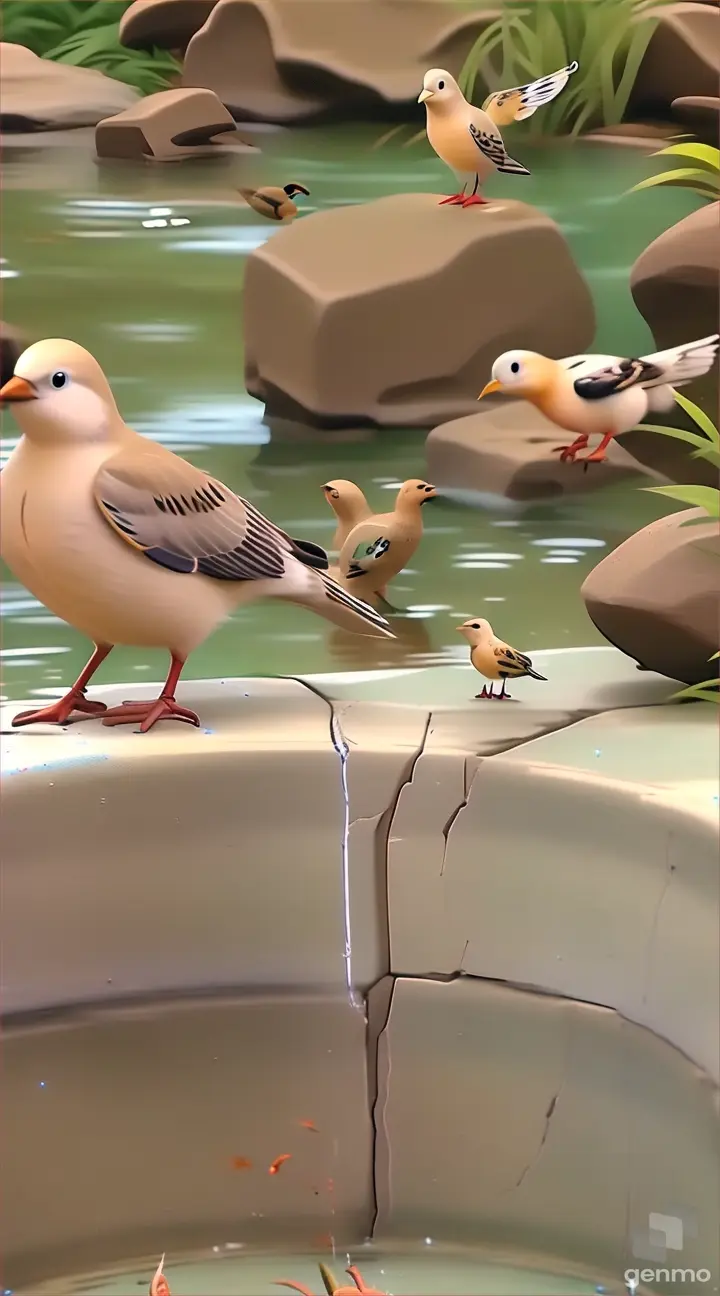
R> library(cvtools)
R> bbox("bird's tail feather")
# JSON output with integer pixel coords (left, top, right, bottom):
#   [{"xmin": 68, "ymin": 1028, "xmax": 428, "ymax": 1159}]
[
  {"xmin": 497, "ymin": 155, "xmax": 531, "ymax": 176},
  {"xmin": 289, "ymin": 569, "xmax": 394, "ymax": 639}
]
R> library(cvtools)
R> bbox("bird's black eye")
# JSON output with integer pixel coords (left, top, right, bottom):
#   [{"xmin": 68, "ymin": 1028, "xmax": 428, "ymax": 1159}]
[
  {"xmin": 510, "ymin": 362, "xmax": 520, "ymax": 374},
  {"xmin": 51, "ymin": 371, "xmax": 68, "ymax": 390},
  {"xmin": 417, "ymin": 483, "xmax": 425, "ymax": 490},
  {"xmin": 472, "ymin": 623, "xmax": 480, "ymax": 629},
  {"xmin": 438, "ymin": 80, "xmax": 445, "ymax": 90}
]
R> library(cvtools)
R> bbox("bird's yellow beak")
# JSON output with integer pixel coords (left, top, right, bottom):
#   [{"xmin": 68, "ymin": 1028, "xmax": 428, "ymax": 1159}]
[
  {"xmin": 418, "ymin": 88, "xmax": 433, "ymax": 104},
  {"xmin": 477, "ymin": 379, "xmax": 501, "ymax": 400},
  {"xmin": 0, "ymin": 375, "xmax": 38, "ymax": 402}
]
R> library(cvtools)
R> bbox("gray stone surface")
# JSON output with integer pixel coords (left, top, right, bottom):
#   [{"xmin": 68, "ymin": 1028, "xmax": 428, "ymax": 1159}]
[{"xmin": 373, "ymin": 977, "xmax": 720, "ymax": 1284}]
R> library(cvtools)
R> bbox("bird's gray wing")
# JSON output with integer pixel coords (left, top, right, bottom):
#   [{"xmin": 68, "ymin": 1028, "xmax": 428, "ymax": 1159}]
[
  {"xmin": 468, "ymin": 122, "xmax": 530, "ymax": 176},
  {"xmin": 94, "ymin": 446, "xmax": 314, "ymax": 581},
  {"xmin": 572, "ymin": 357, "xmax": 665, "ymax": 402},
  {"xmin": 343, "ymin": 526, "xmax": 392, "ymax": 579},
  {"xmin": 483, "ymin": 61, "xmax": 579, "ymax": 123}
]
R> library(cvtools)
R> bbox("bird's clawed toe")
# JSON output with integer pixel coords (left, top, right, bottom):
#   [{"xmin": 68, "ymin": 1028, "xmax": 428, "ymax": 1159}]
[
  {"xmin": 438, "ymin": 193, "xmax": 466, "ymax": 205},
  {"xmin": 101, "ymin": 696, "xmax": 201, "ymax": 732},
  {"xmin": 11, "ymin": 692, "xmax": 108, "ymax": 727},
  {"xmin": 461, "ymin": 194, "xmax": 488, "ymax": 207}
]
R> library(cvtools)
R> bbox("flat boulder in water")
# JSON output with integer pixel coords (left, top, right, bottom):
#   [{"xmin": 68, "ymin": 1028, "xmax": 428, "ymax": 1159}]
[
  {"xmin": 95, "ymin": 85, "xmax": 248, "ymax": 160},
  {"xmin": 0, "ymin": 43, "xmax": 139, "ymax": 131},
  {"xmin": 243, "ymin": 193, "xmax": 596, "ymax": 430}
]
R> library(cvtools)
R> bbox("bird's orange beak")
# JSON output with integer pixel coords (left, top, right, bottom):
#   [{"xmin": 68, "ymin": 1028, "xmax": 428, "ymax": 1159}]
[
  {"xmin": 477, "ymin": 379, "xmax": 501, "ymax": 400},
  {"xmin": 0, "ymin": 375, "xmax": 37, "ymax": 402}
]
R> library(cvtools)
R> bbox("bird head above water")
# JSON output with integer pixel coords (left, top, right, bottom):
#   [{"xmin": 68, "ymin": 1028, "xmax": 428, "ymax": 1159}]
[
  {"xmin": 418, "ymin": 68, "xmax": 464, "ymax": 111},
  {"xmin": 457, "ymin": 617, "xmax": 493, "ymax": 646},
  {"xmin": 0, "ymin": 338, "xmax": 121, "ymax": 444},
  {"xmin": 396, "ymin": 479, "xmax": 437, "ymax": 510},
  {"xmin": 478, "ymin": 350, "xmax": 557, "ymax": 401},
  {"xmin": 322, "ymin": 478, "xmax": 367, "ymax": 515}
]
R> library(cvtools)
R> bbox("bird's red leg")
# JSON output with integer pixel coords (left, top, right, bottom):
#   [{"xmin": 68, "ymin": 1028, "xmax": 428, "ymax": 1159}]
[
  {"xmin": 11, "ymin": 644, "xmax": 112, "ymax": 727},
  {"xmin": 461, "ymin": 175, "xmax": 488, "ymax": 207},
  {"xmin": 101, "ymin": 655, "xmax": 200, "ymax": 732},
  {"xmin": 497, "ymin": 679, "xmax": 512, "ymax": 701},
  {"xmin": 475, "ymin": 684, "xmax": 490, "ymax": 699},
  {"xmin": 346, "ymin": 1267, "xmax": 367, "ymax": 1291},
  {"xmin": 274, "ymin": 1283, "xmax": 315, "ymax": 1296},
  {"xmin": 581, "ymin": 431, "xmax": 615, "ymax": 469},
  {"xmin": 553, "ymin": 434, "xmax": 588, "ymax": 463},
  {"xmin": 439, "ymin": 186, "xmax": 467, "ymax": 205}
]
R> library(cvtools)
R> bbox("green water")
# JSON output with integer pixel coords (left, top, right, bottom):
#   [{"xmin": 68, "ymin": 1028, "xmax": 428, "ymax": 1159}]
[
  {"xmin": 0, "ymin": 124, "xmax": 702, "ymax": 701},
  {"xmin": 20, "ymin": 1245, "xmax": 610, "ymax": 1295}
]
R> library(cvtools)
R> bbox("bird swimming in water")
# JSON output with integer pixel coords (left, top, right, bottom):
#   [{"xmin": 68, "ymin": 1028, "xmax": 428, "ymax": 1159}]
[
  {"xmin": 0, "ymin": 339, "xmax": 392, "ymax": 733},
  {"xmin": 418, "ymin": 61, "xmax": 578, "ymax": 206},
  {"xmin": 238, "ymin": 183, "xmax": 310, "ymax": 221},
  {"xmin": 478, "ymin": 335, "xmax": 720, "ymax": 467},
  {"xmin": 457, "ymin": 618, "xmax": 547, "ymax": 700},
  {"xmin": 337, "ymin": 479, "xmax": 437, "ymax": 604},
  {"xmin": 322, "ymin": 478, "xmax": 372, "ymax": 551}
]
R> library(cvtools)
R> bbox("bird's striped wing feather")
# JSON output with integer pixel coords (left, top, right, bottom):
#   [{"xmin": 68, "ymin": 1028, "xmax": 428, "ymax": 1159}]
[
  {"xmin": 468, "ymin": 122, "xmax": 530, "ymax": 176},
  {"xmin": 483, "ymin": 61, "xmax": 579, "ymax": 123},
  {"xmin": 494, "ymin": 645, "xmax": 533, "ymax": 677},
  {"xmin": 345, "ymin": 532, "xmax": 391, "ymax": 579},
  {"xmin": 94, "ymin": 448, "xmax": 318, "ymax": 582},
  {"xmin": 641, "ymin": 335, "xmax": 720, "ymax": 388}
]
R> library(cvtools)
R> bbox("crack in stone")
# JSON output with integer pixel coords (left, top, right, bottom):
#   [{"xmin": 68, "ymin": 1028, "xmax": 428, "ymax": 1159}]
[
  {"xmin": 641, "ymin": 830, "xmax": 676, "ymax": 1008},
  {"xmin": 366, "ymin": 976, "xmax": 397, "ymax": 1240},
  {"xmin": 514, "ymin": 1085, "xmax": 563, "ymax": 1191},
  {"xmin": 440, "ymin": 757, "xmax": 482, "ymax": 878}
]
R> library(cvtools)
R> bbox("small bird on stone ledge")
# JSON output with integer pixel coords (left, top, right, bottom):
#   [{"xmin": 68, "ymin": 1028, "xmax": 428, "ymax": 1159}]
[
  {"xmin": 276, "ymin": 1262, "xmax": 386, "ymax": 1295},
  {"xmin": 478, "ymin": 335, "xmax": 720, "ymax": 467},
  {"xmin": 238, "ymin": 182, "xmax": 310, "ymax": 221},
  {"xmin": 337, "ymin": 478, "xmax": 437, "ymax": 603},
  {"xmin": 418, "ymin": 61, "xmax": 578, "ymax": 207},
  {"xmin": 149, "ymin": 1255, "xmax": 170, "ymax": 1296},
  {"xmin": 0, "ymin": 339, "xmax": 392, "ymax": 733},
  {"xmin": 457, "ymin": 618, "xmax": 547, "ymax": 700},
  {"xmin": 322, "ymin": 478, "xmax": 372, "ymax": 550}
]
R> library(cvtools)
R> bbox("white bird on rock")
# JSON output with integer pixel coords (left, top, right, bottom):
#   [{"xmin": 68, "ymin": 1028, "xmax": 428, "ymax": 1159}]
[
  {"xmin": 0, "ymin": 339, "xmax": 392, "ymax": 733},
  {"xmin": 418, "ymin": 61, "xmax": 578, "ymax": 207},
  {"xmin": 478, "ymin": 335, "xmax": 720, "ymax": 466}
]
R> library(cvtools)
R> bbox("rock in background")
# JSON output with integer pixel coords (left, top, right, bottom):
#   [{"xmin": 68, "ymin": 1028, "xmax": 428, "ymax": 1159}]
[
  {"xmin": 244, "ymin": 194, "xmax": 595, "ymax": 430},
  {"xmin": 0, "ymin": 322, "xmax": 28, "ymax": 388},
  {"xmin": 581, "ymin": 507, "xmax": 720, "ymax": 684},
  {"xmin": 630, "ymin": 2, "xmax": 720, "ymax": 118},
  {"xmin": 122, "ymin": 0, "xmax": 496, "ymax": 123},
  {"xmin": 95, "ymin": 85, "xmax": 251, "ymax": 160},
  {"xmin": 0, "ymin": 42, "xmax": 139, "ymax": 131},
  {"xmin": 426, "ymin": 400, "xmax": 656, "ymax": 503}
]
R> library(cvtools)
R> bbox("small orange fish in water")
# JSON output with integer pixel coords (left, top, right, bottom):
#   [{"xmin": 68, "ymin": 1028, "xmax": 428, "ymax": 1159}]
[
  {"xmin": 274, "ymin": 1264, "xmax": 386, "ymax": 1295},
  {"xmin": 149, "ymin": 1254, "xmax": 171, "ymax": 1296},
  {"xmin": 269, "ymin": 1152, "xmax": 292, "ymax": 1174},
  {"xmin": 299, "ymin": 1119, "xmax": 319, "ymax": 1132},
  {"xmin": 231, "ymin": 1155, "xmax": 253, "ymax": 1170}
]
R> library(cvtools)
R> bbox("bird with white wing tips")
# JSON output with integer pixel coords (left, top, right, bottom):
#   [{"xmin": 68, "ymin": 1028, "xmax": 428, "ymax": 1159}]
[
  {"xmin": 457, "ymin": 618, "xmax": 547, "ymax": 701},
  {"xmin": 0, "ymin": 340, "xmax": 392, "ymax": 733},
  {"xmin": 418, "ymin": 61, "xmax": 578, "ymax": 207},
  {"xmin": 478, "ymin": 335, "xmax": 720, "ymax": 467}
]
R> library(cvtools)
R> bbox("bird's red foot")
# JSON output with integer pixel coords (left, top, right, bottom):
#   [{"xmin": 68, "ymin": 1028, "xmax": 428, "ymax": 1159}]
[
  {"xmin": 438, "ymin": 193, "xmax": 466, "ymax": 205},
  {"xmin": 581, "ymin": 449, "xmax": 608, "ymax": 470},
  {"xmin": 461, "ymin": 194, "xmax": 488, "ymax": 207},
  {"xmin": 101, "ymin": 695, "xmax": 200, "ymax": 733},
  {"xmin": 553, "ymin": 445, "xmax": 582, "ymax": 462},
  {"xmin": 475, "ymin": 687, "xmax": 490, "ymax": 699},
  {"xmin": 11, "ymin": 691, "xmax": 108, "ymax": 728}
]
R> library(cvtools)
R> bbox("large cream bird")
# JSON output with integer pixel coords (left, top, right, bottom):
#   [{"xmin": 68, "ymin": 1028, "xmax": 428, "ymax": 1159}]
[
  {"xmin": 322, "ymin": 478, "xmax": 371, "ymax": 551},
  {"xmin": 478, "ymin": 335, "xmax": 720, "ymax": 466},
  {"xmin": 337, "ymin": 479, "xmax": 436, "ymax": 603},
  {"xmin": 0, "ymin": 340, "xmax": 392, "ymax": 733},
  {"xmin": 418, "ymin": 61, "xmax": 578, "ymax": 206},
  {"xmin": 457, "ymin": 618, "xmax": 546, "ymax": 700}
]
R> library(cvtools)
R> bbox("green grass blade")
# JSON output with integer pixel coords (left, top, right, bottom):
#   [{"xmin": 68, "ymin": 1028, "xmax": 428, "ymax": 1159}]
[
  {"xmin": 635, "ymin": 423, "xmax": 713, "ymax": 450},
  {"xmin": 672, "ymin": 679, "xmax": 720, "ymax": 703},
  {"xmin": 611, "ymin": 19, "xmax": 658, "ymax": 122},
  {"xmin": 643, "ymin": 484, "xmax": 720, "ymax": 516},
  {"xmin": 673, "ymin": 391, "xmax": 720, "ymax": 444},
  {"xmin": 628, "ymin": 167, "xmax": 720, "ymax": 194},
  {"xmin": 652, "ymin": 142, "xmax": 720, "ymax": 169}
]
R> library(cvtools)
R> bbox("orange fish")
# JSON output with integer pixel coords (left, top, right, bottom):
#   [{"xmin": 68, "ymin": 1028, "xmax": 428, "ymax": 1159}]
[
  {"xmin": 231, "ymin": 1155, "xmax": 253, "ymax": 1170},
  {"xmin": 149, "ymin": 1254, "xmax": 171, "ymax": 1296},
  {"xmin": 269, "ymin": 1152, "xmax": 292, "ymax": 1175},
  {"xmin": 299, "ymin": 1119, "xmax": 319, "ymax": 1133}
]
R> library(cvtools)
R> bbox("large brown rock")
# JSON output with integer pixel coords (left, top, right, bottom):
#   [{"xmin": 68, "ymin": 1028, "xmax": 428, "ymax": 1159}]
[
  {"xmin": 128, "ymin": 0, "xmax": 496, "ymax": 124},
  {"xmin": 626, "ymin": 203, "xmax": 720, "ymax": 482},
  {"xmin": 95, "ymin": 86, "xmax": 249, "ymax": 160},
  {"xmin": 671, "ymin": 95, "xmax": 720, "ymax": 147},
  {"xmin": 0, "ymin": 43, "xmax": 138, "ymax": 131},
  {"xmin": 581, "ymin": 507, "xmax": 720, "ymax": 685},
  {"xmin": 630, "ymin": 3, "xmax": 720, "ymax": 117},
  {"xmin": 244, "ymin": 193, "xmax": 595, "ymax": 429},
  {"xmin": 426, "ymin": 401, "xmax": 656, "ymax": 503}
]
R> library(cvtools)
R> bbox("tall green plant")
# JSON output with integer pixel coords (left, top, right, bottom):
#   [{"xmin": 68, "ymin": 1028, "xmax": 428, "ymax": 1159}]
[
  {"xmin": 1, "ymin": 0, "xmax": 179, "ymax": 93},
  {"xmin": 629, "ymin": 142, "xmax": 720, "ymax": 202},
  {"xmin": 640, "ymin": 391, "xmax": 720, "ymax": 521},
  {"xmin": 459, "ymin": 0, "xmax": 677, "ymax": 136},
  {"xmin": 673, "ymin": 654, "xmax": 720, "ymax": 705}
]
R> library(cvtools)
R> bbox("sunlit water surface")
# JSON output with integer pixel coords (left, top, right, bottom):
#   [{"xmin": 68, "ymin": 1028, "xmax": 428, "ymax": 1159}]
[{"xmin": 0, "ymin": 124, "xmax": 702, "ymax": 700}]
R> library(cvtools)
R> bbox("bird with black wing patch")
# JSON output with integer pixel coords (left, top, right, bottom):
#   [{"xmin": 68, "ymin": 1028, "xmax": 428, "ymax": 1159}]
[{"xmin": 457, "ymin": 618, "xmax": 547, "ymax": 701}]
